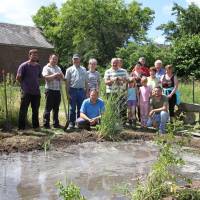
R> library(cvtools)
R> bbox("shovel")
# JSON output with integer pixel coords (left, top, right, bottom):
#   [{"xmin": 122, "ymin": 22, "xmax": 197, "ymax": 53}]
[{"xmin": 60, "ymin": 81, "xmax": 69, "ymax": 131}]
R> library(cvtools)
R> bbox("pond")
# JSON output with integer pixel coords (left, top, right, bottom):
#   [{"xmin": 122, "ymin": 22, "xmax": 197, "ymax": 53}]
[{"xmin": 0, "ymin": 141, "xmax": 200, "ymax": 200}]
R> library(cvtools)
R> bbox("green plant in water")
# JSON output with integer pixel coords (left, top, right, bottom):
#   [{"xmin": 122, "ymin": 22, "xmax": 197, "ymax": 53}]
[
  {"xmin": 56, "ymin": 181, "xmax": 86, "ymax": 200},
  {"xmin": 121, "ymin": 125, "xmax": 200, "ymax": 200}
]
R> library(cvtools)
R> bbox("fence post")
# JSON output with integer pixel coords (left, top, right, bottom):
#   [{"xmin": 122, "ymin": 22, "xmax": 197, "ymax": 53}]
[
  {"xmin": 191, "ymin": 74, "xmax": 195, "ymax": 104},
  {"xmin": 2, "ymin": 70, "xmax": 8, "ymax": 121}
]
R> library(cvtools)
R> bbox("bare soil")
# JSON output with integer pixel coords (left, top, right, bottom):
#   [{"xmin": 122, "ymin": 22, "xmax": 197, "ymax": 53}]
[{"xmin": 0, "ymin": 128, "xmax": 200, "ymax": 154}]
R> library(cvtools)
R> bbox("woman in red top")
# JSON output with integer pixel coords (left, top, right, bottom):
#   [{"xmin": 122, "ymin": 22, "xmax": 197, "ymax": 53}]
[
  {"xmin": 138, "ymin": 57, "xmax": 150, "ymax": 77},
  {"xmin": 160, "ymin": 65, "xmax": 178, "ymax": 120}
]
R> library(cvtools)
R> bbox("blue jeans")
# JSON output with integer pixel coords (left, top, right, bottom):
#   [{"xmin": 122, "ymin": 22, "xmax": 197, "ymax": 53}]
[
  {"xmin": 69, "ymin": 88, "xmax": 86, "ymax": 124},
  {"xmin": 147, "ymin": 111, "xmax": 169, "ymax": 134}
]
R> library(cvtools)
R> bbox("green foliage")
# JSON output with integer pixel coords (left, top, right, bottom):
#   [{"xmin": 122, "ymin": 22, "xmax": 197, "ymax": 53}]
[
  {"xmin": 33, "ymin": 0, "xmax": 154, "ymax": 67},
  {"xmin": 116, "ymin": 42, "xmax": 172, "ymax": 71},
  {"xmin": 32, "ymin": 3, "xmax": 60, "ymax": 44},
  {"xmin": 97, "ymin": 94, "xmax": 123, "ymax": 139},
  {"xmin": 171, "ymin": 34, "xmax": 200, "ymax": 78},
  {"xmin": 0, "ymin": 73, "xmax": 19, "ymax": 128},
  {"xmin": 56, "ymin": 181, "xmax": 86, "ymax": 200},
  {"xmin": 97, "ymin": 83, "xmax": 123, "ymax": 139},
  {"xmin": 130, "ymin": 131, "xmax": 185, "ymax": 200},
  {"xmin": 157, "ymin": 3, "xmax": 200, "ymax": 41}
]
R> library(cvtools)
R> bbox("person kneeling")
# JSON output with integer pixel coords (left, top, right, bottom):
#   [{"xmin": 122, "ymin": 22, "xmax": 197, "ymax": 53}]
[
  {"xmin": 147, "ymin": 86, "xmax": 169, "ymax": 134},
  {"xmin": 76, "ymin": 90, "xmax": 105, "ymax": 130}
]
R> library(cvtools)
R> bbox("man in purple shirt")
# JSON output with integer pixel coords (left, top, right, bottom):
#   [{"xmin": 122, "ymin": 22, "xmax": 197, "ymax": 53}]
[{"xmin": 16, "ymin": 49, "xmax": 42, "ymax": 130}]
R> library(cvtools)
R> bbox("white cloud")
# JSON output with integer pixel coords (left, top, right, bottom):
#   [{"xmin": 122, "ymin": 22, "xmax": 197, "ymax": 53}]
[
  {"xmin": 0, "ymin": 0, "xmax": 64, "ymax": 26},
  {"xmin": 162, "ymin": 4, "xmax": 173, "ymax": 16},
  {"xmin": 153, "ymin": 35, "xmax": 166, "ymax": 44},
  {"xmin": 186, "ymin": 0, "xmax": 200, "ymax": 7}
]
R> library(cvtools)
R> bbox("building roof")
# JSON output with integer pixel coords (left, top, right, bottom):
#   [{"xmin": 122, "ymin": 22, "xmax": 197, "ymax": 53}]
[{"xmin": 0, "ymin": 23, "xmax": 54, "ymax": 49}]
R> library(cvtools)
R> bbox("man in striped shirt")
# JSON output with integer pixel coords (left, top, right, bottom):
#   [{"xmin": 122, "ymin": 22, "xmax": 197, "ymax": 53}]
[
  {"xmin": 104, "ymin": 58, "xmax": 128, "ymax": 94},
  {"xmin": 104, "ymin": 58, "xmax": 129, "ymax": 124}
]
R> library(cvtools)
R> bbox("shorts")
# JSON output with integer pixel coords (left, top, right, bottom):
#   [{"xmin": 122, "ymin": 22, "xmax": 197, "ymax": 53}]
[{"xmin": 127, "ymin": 100, "xmax": 137, "ymax": 107}]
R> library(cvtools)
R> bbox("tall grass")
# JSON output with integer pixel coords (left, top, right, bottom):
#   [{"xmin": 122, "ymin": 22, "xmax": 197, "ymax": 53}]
[
  {"xmin": 0, "ymin": 73, "xmax": 19, "ymax": 128},
  {"xmin": 124, "ymin": 126, "xmax": 200, "ymax": 200},
  {"xmin": 97, "ymin": 82, "xmax": 124, "ymax": 138},
  {"xmin": 179, "ymin": 79, "xmax": 200, "ymax": 104}
]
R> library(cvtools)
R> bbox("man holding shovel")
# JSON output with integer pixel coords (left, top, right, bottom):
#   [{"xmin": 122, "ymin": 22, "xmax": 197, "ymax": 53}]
[{"xmin": 65, "ymin": 54, "xmax": 88, "ymax": 130}]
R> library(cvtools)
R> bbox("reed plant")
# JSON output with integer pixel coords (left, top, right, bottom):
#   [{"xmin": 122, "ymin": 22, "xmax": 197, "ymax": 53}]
[
  {"xmin": 128, "ymin": 125, "xmax": 200, "ymax": 200},
  {"xmin": 0, "ymin": 72, "xmax": 19, "ymax": 129},
  {"xmin": 97, "ymin": 82, "xmax": 124, "ymax": 139}
]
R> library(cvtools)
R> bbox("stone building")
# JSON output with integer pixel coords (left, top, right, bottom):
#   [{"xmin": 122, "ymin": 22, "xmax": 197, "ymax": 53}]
[{"xmin": 0, "ymin": 23, "xmax": 54, "ymax": 76}]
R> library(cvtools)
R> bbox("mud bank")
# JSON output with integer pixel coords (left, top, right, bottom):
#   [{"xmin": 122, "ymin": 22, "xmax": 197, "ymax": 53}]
[{"xmin": 0, "ymin": 128, "xmax": 200, "ymax": 154}]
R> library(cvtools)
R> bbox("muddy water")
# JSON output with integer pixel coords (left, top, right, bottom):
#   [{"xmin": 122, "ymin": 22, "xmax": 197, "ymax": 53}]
[{"xmin": 0, "ymin": 141, "xmax": 200, "ymax": 200}]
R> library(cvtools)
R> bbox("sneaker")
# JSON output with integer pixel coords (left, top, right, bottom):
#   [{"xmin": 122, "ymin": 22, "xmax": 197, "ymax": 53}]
[{"xmin": 67, "ymin": 123, "xmax": 74, "ymax": 131}]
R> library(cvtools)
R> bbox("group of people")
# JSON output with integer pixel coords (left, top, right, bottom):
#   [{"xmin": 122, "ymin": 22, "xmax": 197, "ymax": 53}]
[
  {"xmin": 16, "ymin": 49, "xmax": 104, "ymax": 131},
  {"xmin": 104, "ymin": 57, "xmax": 179, "ymax": 133},
  {"xmin": 16, "ymin": 49, "xmax": 179, "ymax": 134}
]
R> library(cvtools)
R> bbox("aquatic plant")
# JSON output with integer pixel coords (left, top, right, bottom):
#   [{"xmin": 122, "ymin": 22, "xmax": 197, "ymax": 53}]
[
  {"xmin": 128, "ymin": 125, "xmax": 200, "ymax": 200},
  {"xmin": 56, "ymin": 181, "xmax": 86, "ymax": 200}
]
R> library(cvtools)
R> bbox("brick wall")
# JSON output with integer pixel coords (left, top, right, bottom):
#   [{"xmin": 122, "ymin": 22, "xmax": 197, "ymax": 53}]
[{"xmin": 0, "ymin": 45, "xmax": 53, "ymax": 76}]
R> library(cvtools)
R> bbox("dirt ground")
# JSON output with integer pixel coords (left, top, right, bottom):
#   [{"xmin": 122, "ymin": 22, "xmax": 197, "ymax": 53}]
[{"xmin": 0, "ymin": 127, "xmax": 200, "ymax": 154}]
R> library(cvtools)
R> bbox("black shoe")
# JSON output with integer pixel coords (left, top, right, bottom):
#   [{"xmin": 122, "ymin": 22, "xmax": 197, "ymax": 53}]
[
  {"xmin": 53, "ymin": 124, "xmax": 60, "ymax": 128},
  {"xmin": 44, "ymin": 124, "xmax": 50, "ymax": 129}
]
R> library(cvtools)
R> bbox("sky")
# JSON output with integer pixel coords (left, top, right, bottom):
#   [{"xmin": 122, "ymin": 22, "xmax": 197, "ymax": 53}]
[{"xmin": 0, "ymin": 0, "xmax": 199, "ymax": 44}]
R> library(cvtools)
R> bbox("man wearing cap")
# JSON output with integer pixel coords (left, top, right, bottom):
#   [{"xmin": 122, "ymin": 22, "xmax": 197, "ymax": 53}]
[
  {"xmin": 65, "ymin": 54, "xmax": 88, "ymax": 130},
  {"xmin": 16, "ymin": 49, "xmax": 42, "ymax": 130}
]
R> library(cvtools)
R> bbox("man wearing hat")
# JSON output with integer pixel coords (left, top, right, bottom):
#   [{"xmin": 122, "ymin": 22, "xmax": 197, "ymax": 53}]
[{"xmin": 65, "ymin": 54, "xmax": 88, "ymax": 130}]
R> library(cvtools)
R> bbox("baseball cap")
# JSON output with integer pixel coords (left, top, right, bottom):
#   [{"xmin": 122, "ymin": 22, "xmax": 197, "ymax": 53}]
[{"xmin": 72, "ymin": 54, "xmax": 80, "ymax": 59}]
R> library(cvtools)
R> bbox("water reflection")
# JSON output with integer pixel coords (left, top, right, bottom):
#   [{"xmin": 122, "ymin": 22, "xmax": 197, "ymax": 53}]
[{"xmin": 0, "ymin": 141, "xmax": 199, "ymax": 200}]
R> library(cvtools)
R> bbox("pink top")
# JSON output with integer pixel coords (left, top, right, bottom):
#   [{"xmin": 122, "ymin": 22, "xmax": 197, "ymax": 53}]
[{"xmin": 139, "ymin": 86, "xmax": 151, "ymax": 102}]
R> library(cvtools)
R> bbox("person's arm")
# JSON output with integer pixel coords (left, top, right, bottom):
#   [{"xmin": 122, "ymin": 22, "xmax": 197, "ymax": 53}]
[
  {"xmin": 168, "ymin": 75, "xmax": 178, "ymax": 98},
  {"xmin": 85, "ymin": 71, "xmax": 89, "ymax": 96},
  {"xmin": 104, "ymin": 70, "xmax": 115, "ymax": 86},
  {"xmin": 80, "ymin": 112, "xmax": 91, "ymax": 121},
  {"xmin": 97, "ymin": 72, "xmax": 101, "ymax": 90},
  {"xmin": 149, "ymin": 102, "xmax": 168, "ymax": 117},
  {"xmin": 16, "ymin": 64, "xmax": 24, "ymax": 83},
  {"xmin": 65, "ymin": 69, "xmax": 71, "ymax": 100},
  {"xmin": 16, "ymin": 74, "xmax": 21, "ymax": 82},
  {"xmin": 43, "ymin": 73, "xmax": 60, "ymax": 81}
]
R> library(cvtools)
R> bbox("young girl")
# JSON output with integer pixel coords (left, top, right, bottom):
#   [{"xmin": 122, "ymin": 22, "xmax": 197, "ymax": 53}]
[
  {"xmin": 87, "ymin": 58, "xmax": 100, "ymax": 95},
  {"xmin": 147, "ymin": 67, "xmax": 159, "ymax": 90},
  {"xmin": 139, "ymin": 77, "xmax": 152, "ymax": 128},
  {"xmin": 127, "ymin": 79, "xmax": 138, "ymax": 127}
]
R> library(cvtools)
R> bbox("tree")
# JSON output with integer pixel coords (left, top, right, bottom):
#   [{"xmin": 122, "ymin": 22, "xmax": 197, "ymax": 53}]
[
  {"xmin": 32, "ymin": 3, "xmax": 59, "ymax": 43},
  {"xmin": 116, "ymin": 42, "xmax": 172, "ymax": 72},
  {"xmin": 171, "ymin": 35, "xmax": 200, "ymax": 78},
  {"xmin": 157, "ymin": 3, "xmax": 200, "ymax": 41},
  {"xmin": 33, "ymin": 0, "xmax": 154, "ymax": 67}
]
